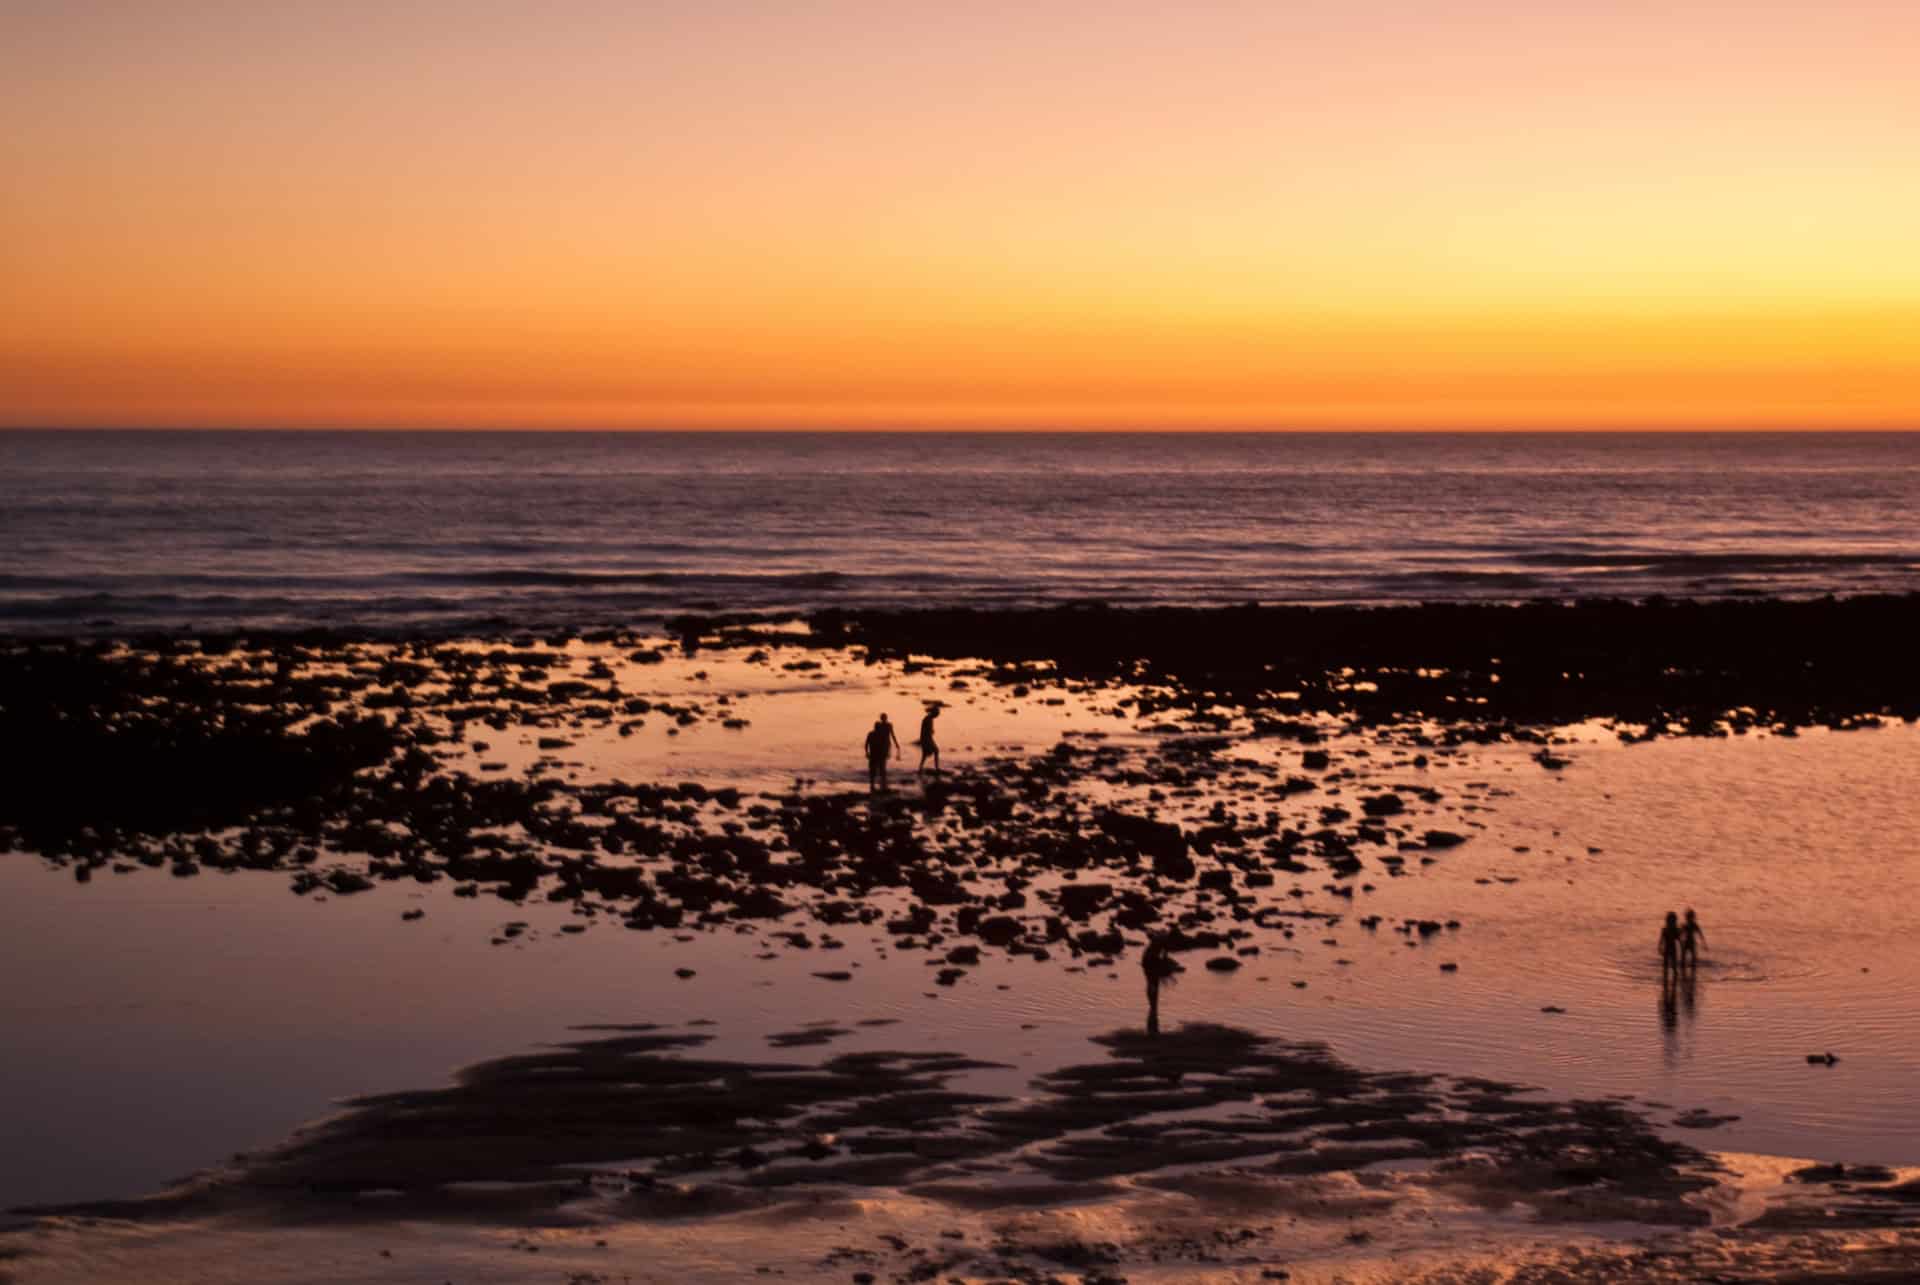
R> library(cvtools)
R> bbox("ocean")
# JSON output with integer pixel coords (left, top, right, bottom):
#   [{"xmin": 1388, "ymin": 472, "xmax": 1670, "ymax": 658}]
[{"xmin": 2, "ymin": 429, "xmax": 1916, "ymax": 633}]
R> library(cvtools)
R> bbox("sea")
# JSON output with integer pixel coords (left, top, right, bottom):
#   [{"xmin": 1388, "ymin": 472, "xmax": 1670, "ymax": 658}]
[{"xmin": 2, "ymin": 429, "xmax": 1917, "ymax": 633}]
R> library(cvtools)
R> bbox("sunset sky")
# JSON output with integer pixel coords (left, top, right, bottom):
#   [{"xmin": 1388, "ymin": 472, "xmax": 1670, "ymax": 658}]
[{"xmin": 4, "ymin": 1, "xmax": 1917, "ymax": 430}]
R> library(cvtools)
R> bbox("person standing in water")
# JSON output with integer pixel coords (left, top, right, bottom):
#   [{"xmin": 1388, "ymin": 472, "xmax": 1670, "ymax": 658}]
[
  {"xmin": 1658, "ymin": 910, "xmax": 1682, "ymax": 976},
  {"xmin": 1680, "ymin": 908, "xmax": 1707, "ymax": 971},
  {"xmin": 916, "ymin": 703, "xmax": 942, "ymax": 775},
  {"xmin": 1142, "ymin": 933, "xmax": 1179, "ymax": 1037},
  {"xmin": 864, "ymin": 713, "xmax": 902, "ymax": 792}
]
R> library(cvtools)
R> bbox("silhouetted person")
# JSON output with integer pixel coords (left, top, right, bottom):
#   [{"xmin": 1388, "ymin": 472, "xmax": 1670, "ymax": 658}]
[
  {"xmin": 1658, "ymin": 910, "xmax": 1681, "ymax": 976},
  {"xmin": 1142, "ymin": 933, "xmax": 1179, "ymax": 1037},
  {"xmin": 916, "ymin": 704, "xmax": 941, "ymax": 775},
  {"xmin": 1680, "ymin": 908, "xmax": 1707, "ymax": 971},
  {"xmin": 864, "ymin": 713, "xmax": 901, "ymax": 792}
]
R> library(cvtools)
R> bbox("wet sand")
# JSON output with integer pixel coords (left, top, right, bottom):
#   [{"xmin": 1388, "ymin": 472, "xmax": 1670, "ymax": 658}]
[{"xmin": 5, "ymin": 599, "xmax": 1920, "ymax": 1281}]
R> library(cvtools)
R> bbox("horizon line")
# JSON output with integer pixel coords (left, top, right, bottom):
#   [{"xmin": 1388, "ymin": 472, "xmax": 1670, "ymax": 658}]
[{"xmin": 5, "ymin": 424, "xmax": 1920, "ymax": 435}]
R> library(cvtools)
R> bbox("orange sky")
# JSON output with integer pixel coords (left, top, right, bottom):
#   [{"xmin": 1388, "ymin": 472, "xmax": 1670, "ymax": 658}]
[{"xmin": 4, "ymin": 1, "xmax": 1917, "ymax": 430}]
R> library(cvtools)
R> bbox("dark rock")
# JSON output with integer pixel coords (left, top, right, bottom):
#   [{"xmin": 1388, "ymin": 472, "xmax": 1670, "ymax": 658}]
[
  {"xmin": 977, "ymin": 916, "xmax": 1023, "ymax": 947},
  {"xmin": 1057, "ymin": 882, "xmax": 1114, "ymax": 920},
  {"xmin": 1788, "ymin": 1162, "xmax": 1897, "ymax": 1185},
  {"xmin": 1098, "ymin": 811, "xmax": 1193, "ymax": 881}
]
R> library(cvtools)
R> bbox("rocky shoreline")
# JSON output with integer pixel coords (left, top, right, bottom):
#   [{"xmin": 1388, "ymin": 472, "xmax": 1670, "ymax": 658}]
[
  {"xmin": 793, "ymin": 595, "xmax": 1920, "ymax": 731},
  {"xmin": 6, "ymin": 597, "xmax": 1920, "ymax": 1280},
  {"xmin": 5, "ymin": 598, "xmax": 1915, "ymax": 961}
]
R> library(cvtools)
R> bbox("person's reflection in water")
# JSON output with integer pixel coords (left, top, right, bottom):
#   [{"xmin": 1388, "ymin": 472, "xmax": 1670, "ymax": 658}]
[
  {"xmin": 1658, "ymin": 955, "xmax": 1701, "ymax": 1068},
  {"xmin": 1142, "ymin": 933, "xmax": 1179, "ymax": 1037}
]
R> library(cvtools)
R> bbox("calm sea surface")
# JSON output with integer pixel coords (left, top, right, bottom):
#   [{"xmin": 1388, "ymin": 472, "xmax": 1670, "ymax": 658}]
[{"xmin": 2, "ymin": 430, "xmax": 1918, "ymax": 631}]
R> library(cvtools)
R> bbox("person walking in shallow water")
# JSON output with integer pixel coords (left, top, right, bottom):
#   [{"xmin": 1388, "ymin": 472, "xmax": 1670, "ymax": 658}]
[
  {"xmin": 1658, "ymin": 910, "xmax": 1682, "ymax": 976},
  {"xmin": 864, "ymin": 713, "xmax": 902, "ymax": 792},
  {"xmin": 1680, "ymin": 908, "xmax": 1707, "ymax": 971},
  {"xmin": 916, "ymin": 704, "xmax": 942, "ymax": 776}
]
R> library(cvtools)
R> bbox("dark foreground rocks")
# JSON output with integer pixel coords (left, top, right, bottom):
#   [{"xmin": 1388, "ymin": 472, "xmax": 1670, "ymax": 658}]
[
  {"xmin": 9, "ymin": 1023, "xmax": 1920, "ymax": 1284},
  {"xmin": 13, "ymin": 1023, "xmax": 1719, "ymax": 1230}
]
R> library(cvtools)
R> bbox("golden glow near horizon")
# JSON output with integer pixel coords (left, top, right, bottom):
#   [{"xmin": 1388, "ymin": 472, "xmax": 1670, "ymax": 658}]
[{"xmin": 4, "ymin": 1, "xmax": 1917, "ymax": 429}]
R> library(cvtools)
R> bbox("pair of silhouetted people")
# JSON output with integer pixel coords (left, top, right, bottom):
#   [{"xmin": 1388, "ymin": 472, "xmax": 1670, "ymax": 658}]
[
  {"xmin": 1659, "ymin": 908, "xmax": 1706, "ymax": 975},
  {"xmin": 1656, "ymin": 911, "xmax": 1707, "ymax": 1061},
  {"xmin": 862, "ymin": 706, "xmax": 942, "ymax": 791}
]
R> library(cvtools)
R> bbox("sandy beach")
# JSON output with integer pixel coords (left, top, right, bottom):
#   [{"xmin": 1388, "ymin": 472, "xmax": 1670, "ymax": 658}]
[{"xmin": 4, "ymin": 599, "xmax": 1920, "ymax": 1281}]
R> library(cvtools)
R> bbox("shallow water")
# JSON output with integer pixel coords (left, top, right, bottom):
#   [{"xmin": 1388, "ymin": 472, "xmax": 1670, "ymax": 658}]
[{"xmin": 4, "ymin": 642, "xmax": 1919, "ymax": 1222}]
